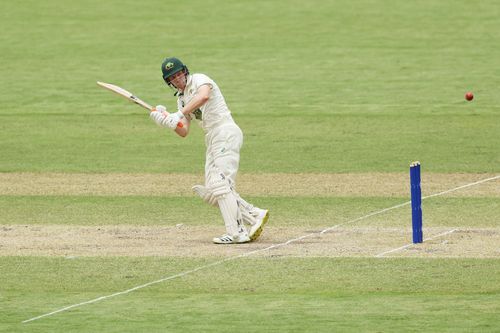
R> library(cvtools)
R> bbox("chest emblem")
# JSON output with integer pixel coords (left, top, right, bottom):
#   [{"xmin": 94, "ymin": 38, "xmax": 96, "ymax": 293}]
[{"xmin": 193, "ymin": 108, "xmax": 202, "ymax": 120}]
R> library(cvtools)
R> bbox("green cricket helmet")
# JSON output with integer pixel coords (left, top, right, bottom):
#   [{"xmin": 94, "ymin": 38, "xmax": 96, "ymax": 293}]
[{"xmin": 161, "ymin": 57, "xmax": 189, "ymax": 85}]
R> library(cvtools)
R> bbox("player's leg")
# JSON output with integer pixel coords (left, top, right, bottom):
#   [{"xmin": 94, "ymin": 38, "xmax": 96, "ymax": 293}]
[
  {"xmin": 209, "ymin": 124, "xmax": 269, "ymax": 241},
  {"xmin": 194, "ymin": 180, "xmax": 269, "ymax": 241},
  {"xmin": 205, "ymin": 126, "xmax": 249, "ymax": 244},
  {"xmin": 234, "ymin": 192, "xmax": 269, "ymax": 241},
  {"xmin": 206, "ymin": 170, "xmax": 249, "ymax": 244}
]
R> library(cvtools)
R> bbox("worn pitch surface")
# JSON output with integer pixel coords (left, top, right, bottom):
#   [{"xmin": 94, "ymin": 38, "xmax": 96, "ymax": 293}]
[{"xmin": 1, "ymin": 173, "xmax": 497, "ymax": 259}]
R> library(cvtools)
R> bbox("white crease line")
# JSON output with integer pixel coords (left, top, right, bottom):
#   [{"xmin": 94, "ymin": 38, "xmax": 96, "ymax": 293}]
[
  {"xmin": 422, "ymin": 175, "xmax": 500, "ymax": 199},
  {"xmin": 23, "ymin": 174, "xmax": 499, "ymax": 323},
  {"xmin": 319, "ymin": 201, "xmax": 412, "ymax": 235},
  {"xmin": 374, "ymin": 229, "xmax": 458, "ymax": 257}
]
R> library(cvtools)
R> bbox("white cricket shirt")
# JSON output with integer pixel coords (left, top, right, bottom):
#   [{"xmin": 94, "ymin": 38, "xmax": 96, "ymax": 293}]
[{"xmin": 177, "ymin": 73, "xmax": 234, "ymax": 132}]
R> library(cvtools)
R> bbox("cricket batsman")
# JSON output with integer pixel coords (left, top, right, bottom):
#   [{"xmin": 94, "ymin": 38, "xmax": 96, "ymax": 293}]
[{"xmin": 150, "ymin": 57, "xmax": 269, "ymax": 244}]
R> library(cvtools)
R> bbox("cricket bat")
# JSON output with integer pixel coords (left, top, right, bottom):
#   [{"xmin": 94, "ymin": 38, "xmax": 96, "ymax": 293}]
[{"xmin": 97, "ymin": 81, "xmax": 183, "ymax": 128}]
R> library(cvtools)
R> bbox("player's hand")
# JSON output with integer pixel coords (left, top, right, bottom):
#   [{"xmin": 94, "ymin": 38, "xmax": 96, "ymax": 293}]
[
  {"xmin": 154, "ymin": 105, "xmax": 168, "ymax": 115},
  {"xmin": 165, "ymin": 111, "xmax": 184, "ymax": 129},
  {"xmin": 150, "ymin": 105, "xmax": 169, "ymax": 127}
]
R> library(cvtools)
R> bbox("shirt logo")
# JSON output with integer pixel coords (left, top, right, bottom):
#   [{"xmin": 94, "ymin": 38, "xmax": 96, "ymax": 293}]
[{"xmin": 193, "ymin": 108, "xmax": 202, "ymax": 120}]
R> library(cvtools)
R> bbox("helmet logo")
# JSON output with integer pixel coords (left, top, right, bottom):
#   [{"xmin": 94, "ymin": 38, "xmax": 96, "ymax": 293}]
[{"xmin": 164, "ymin": 62, "xmax": 174, "ymax": 70}]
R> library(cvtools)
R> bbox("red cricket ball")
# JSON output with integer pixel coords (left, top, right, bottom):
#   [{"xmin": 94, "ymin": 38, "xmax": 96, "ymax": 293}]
[{"xmin": 465, "ymin": 92, "xmax": 474, "ymax": 101}]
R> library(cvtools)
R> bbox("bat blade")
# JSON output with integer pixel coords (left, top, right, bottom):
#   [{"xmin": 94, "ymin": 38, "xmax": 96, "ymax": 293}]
[{"xmin": 97, "ymin": 81, "xmax": 153, "ymax": 111}]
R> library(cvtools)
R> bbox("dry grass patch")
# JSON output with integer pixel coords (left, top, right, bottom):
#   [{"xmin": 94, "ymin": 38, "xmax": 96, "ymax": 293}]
[{"xmin": 0, "ymin": 172, "xmax": 498, "ymax": 197}]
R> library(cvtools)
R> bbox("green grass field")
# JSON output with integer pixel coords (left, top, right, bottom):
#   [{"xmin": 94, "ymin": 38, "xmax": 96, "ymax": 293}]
[{"xmin": 1, "ymin": 0, "xmax": 499, "ymax": 332}]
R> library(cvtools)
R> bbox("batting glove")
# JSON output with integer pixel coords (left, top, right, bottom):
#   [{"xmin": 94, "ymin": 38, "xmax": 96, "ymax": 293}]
[
  {"xmin": 165, "ymin": 111, "xmax": 184, "ymax": 129},
  {"xmin": 154, "ymin": 105, "xmax": 167, "ymax": 114},
  {"xmin": 150, "ymin": 105, "xmax": 169, "ymax": 127}
]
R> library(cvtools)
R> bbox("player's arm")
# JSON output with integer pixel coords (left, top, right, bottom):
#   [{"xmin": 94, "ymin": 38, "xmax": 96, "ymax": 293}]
[
  {"xmin": 173, "ymin": 113, "xmax": 190, "ymax": 137},
  {"xmin": 155, "ymin": 84, "xmax": 211, "ymax": 131},
  {"xmin": 172, "ymin": 85, "xmax": 210, "ymax": 137},
  {"xmin": 150, "ymin": 105, "xmax": 190, "ymax": 137},
  {"xmin": 179, "ymin": 84, "xmax": 212, "ymax": 118}
]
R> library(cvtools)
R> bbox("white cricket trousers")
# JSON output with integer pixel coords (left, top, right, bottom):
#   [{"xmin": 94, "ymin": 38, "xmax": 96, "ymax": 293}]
[{"xmin": 204, "ymin": 123, "xmax": 243, "ymax": 187}]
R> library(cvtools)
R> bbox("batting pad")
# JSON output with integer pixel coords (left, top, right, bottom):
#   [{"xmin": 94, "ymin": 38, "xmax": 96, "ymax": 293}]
[
  {"xmin": 192, "ymin": 185, "xmax": 218, "ymax": 206},
  {"xmin": 217, "ymin": 194, "xmax": 247, "ymax": 237}
]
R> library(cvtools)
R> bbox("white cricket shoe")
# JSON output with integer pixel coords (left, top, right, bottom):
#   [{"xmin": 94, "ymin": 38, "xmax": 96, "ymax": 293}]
[
  {"xmin": 213, "ymin": 233, "xmax": 251, "ymax": 244},
  {"xmin": 249, "ymin": 209, "xmax": 269, "ymax": 241}
]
